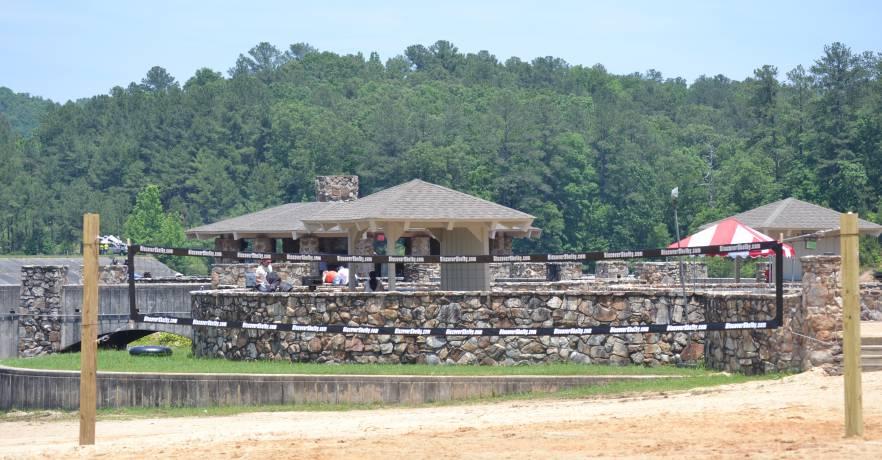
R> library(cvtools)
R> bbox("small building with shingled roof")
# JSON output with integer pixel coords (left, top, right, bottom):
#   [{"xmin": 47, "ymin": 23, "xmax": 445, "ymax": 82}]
[
  {"xmin": 702, "ymin": 197, "xmax": 882, "ymax": 280},
  {"xmin": 186, "ymin": 176, "xmax": 540, "ymax": 290}
]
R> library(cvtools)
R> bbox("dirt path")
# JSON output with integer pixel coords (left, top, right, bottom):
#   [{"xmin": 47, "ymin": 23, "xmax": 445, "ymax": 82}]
[{"xmin": 2, "ymin": 369, "xmax": 882, "ymax": 459}]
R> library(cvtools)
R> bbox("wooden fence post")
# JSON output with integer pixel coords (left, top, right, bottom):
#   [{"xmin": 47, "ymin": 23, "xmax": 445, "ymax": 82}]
[
  {"xmin": 80, "ymin": 214, "xmax": 99, "ymax": 445},
  {"xmin": 840, "ymin": 212, "xmax": 863, "ymax": 437}
]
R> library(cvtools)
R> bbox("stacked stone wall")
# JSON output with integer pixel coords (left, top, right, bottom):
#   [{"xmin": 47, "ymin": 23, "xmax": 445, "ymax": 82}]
[
  {"xmin": 596, "ymin": 261, "xmax": 629, "ymax": 279},
  {"xmin": 98, "ymin": 265, "xmax": 128, "ymax": 284},
  {"xmin": 493, "ymin": 263, "xmax": 580, "ymax": 281},
  {"xmin": 192, "ymin": 289, "xmax": 735, "ymax": 366},
  {"xmin": 704, "ymin": 293, "xmax": 804, "ymax": 374},
  {"xmin": 861, "ymin": 282, "xmax": 882, "ymax": 321},
  {"xmin": 18, "ymin": 266, "xmax": 67, "ymax": 357},
  {"xmin": 210, "ymin": 263, "xmax": 313, "ymax": 289},
  {"xmin": 799, "ymin": 256, "xmax": 843, "ymax": 374},
  {"xmin": 632, "ymin": 262, "xmax": 708, "ymax": 284},
  {"xmin": 551, "ymin": 262, "xmax": 583, "ymax": 281}
]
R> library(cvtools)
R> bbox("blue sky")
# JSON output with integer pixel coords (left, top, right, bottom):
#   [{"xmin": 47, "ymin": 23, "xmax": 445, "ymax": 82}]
[{"xmin": 1, "ymin": 0, "xmax": 880, "ymax": 102}]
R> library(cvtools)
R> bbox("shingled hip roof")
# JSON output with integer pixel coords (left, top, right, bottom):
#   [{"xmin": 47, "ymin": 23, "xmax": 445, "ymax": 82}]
[
  {"xmin": 304, "ymin": 179, "xmax": 534, "ymax": 223},
  {"xmin": 186, "ymin": 202, "xmax": 341, "ymax": 239},
  {"xmin": 186, "ymin": 179, "xmax": 539, "ymax": 240},
  {"xmin": 701, "ymin": 197, "xmax": 882, "ymax": 236}
]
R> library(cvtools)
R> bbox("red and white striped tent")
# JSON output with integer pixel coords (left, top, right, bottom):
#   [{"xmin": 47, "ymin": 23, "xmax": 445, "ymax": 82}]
[{"xmin": 668, "ymin": 217, "xmax": 794, "ymax": 258}]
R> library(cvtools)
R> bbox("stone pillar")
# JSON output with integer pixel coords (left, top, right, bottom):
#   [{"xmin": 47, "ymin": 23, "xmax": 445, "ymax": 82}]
[
  {"xmin": 596, "ymin": 261, "xmax": 628, "ymax": 280},
  {"xmin": 801, "ymin": 255, "xmax": 843, "ymax": 374},
  {"xmin": 354, "ymin": 237, "xmax": 375, "ymax": 281},
  {"xmin": 404, "ymin": 236, "xmax": 440, "ymax": 283},
  {"xmin": 548, "ymin": 262, "xmax": 583, "ymax": 281},
  {"xmin": 299, "ymin": 236, "xmax": 320, "ymax": 254},
  {"xmin": 253, "ymin": 237, "xmax": 275, "ymax": 254},
  {"xmin": 98, "ymin": 265, "xmax": 128, "ymax": 284},
  {"xmin": 490, "ymin": 235, "xmax": 513, "ymax": 256},
  {"xmin": 18, "ymin": 266, "xmax": 67, "ymax": 357},
  {"xmin": 488, "ymin": 235, "xmax": 513, "ymax": 284},
  {"xmin": 299, "ymin": 235, "xmax": 321, "ymax": 275},
  {"xmin": 315, "ymin": 175, "xmax": 359, "ymax": 202},
  {"xmin": 214, "ymin": 237, "xmax": 239, "ymax": 263}
]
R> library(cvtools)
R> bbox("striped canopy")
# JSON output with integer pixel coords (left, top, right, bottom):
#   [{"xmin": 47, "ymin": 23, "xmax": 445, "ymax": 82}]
[{"xmin": 668, "ymin": 218, "xmax": 794, "ymax": 258}]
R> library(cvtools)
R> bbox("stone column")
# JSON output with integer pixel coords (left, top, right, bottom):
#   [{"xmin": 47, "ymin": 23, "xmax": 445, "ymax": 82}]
[
  {"xmin": 490, "ymin": 235, "xmax": 513, "ymax": 256},
  {"xmin": 596, "ymin": 261, "xmax": 628, "ymax": 280},
  {"xmin": 98, "ymin": 265, "xmax": 128, "ymax": 284},
  {"xmin": 299, "ymin": 235, "xmax": 321, "ymax": 275},
  {"xmin": 252, "ymin": 237, "xmax": 275, "ymax": 254},
  {"xmin": 354, "ymin": 237, "xmax": 375, "ymax": 281},
  {"xmin": 404, "ymin": 236, "xmax": 439, "ymax": 283},
  {"xmin": 18, "ymin": 265, "xmax": 67, "ymax": 357},
  {"xmin": 801, "ymin": 255, "xmax": 843, "ymax": 374},
  {"xmin": 214, "ymin": 237, "xmax": 239, "ymax": 263},
  {"xmin": 488, "ymin": 235, "xmax": 514, "ymax": 283}
]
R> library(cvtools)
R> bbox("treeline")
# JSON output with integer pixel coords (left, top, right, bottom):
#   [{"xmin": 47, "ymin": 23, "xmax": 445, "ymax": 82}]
[
  {"xmin": 0, "ymin": 40, "xmax": 880, "ymax": 261},
  {"xmin": 0, "ymin": 87, "xmax": 53, "ymax": 136}
]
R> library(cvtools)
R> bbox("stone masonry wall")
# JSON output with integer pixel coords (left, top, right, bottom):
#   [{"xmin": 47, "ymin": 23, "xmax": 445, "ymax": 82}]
[
  {"xmin": 632, "ymin": 262, "xmax": 708, "ymax": 284},
  {"xmin": 551, "ymin": 263, "xmax": 583, "ymax": 281},
  {"xmin": 192, "ymin": 289, "xmax": 723, "ymax": 365},
  {"xmin": 18, "ymin": 266, "xmax": 67, "ymax": 357},
  {"xmin": 211, "ymin": 263, "xmax": 313, "ymax": 289},
  {"xmin": 800, "ymin": 256, "xmax": 844, "ymax": 375},
  {"xmin": 596, "ymin": 261, "xmax": 629, "ymax": 279},
  {"xmin": 704, "ymin": 293, "xmax": 804, "ymax": 374},
  {"xmin": 403, "ymin": 236, "xmax": 440, "ymax": 283},
  {"xmin": 861, "ymin": 282, "xmax": 882, "ymax": 321},
  {"xmin": 98, "ymin": 265, "xmax": 128, "ymax": 284}
]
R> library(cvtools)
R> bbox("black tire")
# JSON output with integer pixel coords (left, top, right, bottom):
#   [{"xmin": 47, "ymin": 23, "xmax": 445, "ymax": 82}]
[{"xmin": 128, "ymin": 345, "xmax": 173, "ymax": 357}]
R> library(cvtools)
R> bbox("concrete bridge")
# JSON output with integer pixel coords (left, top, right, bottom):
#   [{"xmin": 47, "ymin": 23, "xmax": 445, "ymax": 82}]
[{"xmin": 1, "ymin": 278, "xmax": 197, "ymax": 358}]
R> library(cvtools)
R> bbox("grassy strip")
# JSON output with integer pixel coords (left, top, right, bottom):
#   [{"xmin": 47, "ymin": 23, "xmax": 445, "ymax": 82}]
[
  {"xmin": 0, "ymin": 372, "xmax": 781, "ymax": 422},
  {"xmin": 1, "ymin": 348, "xmax": 709, "ymax": 376}
]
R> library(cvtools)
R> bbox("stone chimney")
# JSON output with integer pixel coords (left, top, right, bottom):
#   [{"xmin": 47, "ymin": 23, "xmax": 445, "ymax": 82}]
[{"xmin": 315, "ymin": 175, "xmax": 359, "ymax": 202}]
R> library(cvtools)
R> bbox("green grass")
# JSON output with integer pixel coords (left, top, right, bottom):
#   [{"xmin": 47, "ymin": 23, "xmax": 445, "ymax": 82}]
[
  {"xmin": 0, "ymin": 372, "xmax": 782, "ymax": 421},
  {"xmin": 1, "ymin": 348, "xmax": 710, "ymax": 377}
]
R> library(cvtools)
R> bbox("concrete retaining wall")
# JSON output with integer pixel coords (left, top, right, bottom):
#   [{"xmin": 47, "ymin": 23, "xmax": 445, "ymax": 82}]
[{"xmin": 0, "ymin": 365, "xmax": 653, "ymax": 410}]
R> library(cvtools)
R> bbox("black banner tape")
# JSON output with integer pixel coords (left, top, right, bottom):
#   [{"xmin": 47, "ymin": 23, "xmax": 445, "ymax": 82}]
[
  {"xmin": 130, "ymin": 241, "xmax": 781, "ymax": 264},
  {"xmin": 135, "ymin": 314, "xmax": 778, "ymax": 336}
]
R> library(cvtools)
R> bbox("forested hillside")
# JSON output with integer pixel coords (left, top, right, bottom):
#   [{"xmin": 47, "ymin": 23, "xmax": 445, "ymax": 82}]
[
  {"xmin": 0, "ymin": 41, "xmax": 880, "ymax": 258},
  {"xmin": 0, "ymin": 87, "xmax": 54, "ymax": 136}
]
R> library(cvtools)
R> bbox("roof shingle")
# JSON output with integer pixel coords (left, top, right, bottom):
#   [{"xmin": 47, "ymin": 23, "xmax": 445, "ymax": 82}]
[
  {"xmin": 703, "ymin": 197, "xmax": 882, "ymax": 235},
  {"xmin": 304, "ymin": 179, "xmax": 534, "ymax": 223}
]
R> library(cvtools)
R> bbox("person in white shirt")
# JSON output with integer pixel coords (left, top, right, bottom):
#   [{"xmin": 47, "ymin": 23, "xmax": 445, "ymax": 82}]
[
  {"xmin": 333, "ymin": 265, "xmax": 349, "ymax": 285},
  {"xmin": 255, "ymin": 258, "xmax": 273, "ymax": 291}
]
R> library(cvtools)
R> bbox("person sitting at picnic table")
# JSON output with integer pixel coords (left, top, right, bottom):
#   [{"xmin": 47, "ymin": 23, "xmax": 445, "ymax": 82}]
[
  {"xmin": 255, "ymin": 258, "xmax": 273, "ymax": 292},
  {"xmin": 363, "ymin": 271, "xmax": 384, "ymax": 292}
]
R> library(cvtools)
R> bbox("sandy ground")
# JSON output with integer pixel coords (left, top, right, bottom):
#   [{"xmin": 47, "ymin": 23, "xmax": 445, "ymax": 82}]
[{"xmin": 1, "ymin": 368, "xmax": 882, "ymax": 459}]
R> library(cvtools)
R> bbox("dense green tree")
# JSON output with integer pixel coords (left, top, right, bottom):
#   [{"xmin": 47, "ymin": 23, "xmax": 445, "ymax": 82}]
[
  {"xmin": 1, "ymin": 40, "xmax": 881, "ymax": 268},
  {"xmin": 141, "ymin": 66, "xmax": 179, "ymax": 92}
]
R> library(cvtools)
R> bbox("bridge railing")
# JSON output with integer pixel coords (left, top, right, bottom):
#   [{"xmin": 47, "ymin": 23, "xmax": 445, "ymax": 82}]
[{"xmin": 62, "ymin": 283, "xmax": 197, "ymax": 318}]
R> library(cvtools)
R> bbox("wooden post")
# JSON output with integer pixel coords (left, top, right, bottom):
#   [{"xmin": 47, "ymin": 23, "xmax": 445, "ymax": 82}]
[
  {"xmin": 840, "ymin": 212, "xmax": 863, "ymax": 437},
  {"xmin": 80, "ymin": 213, "xmax": 99, "ymax": 445}
]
